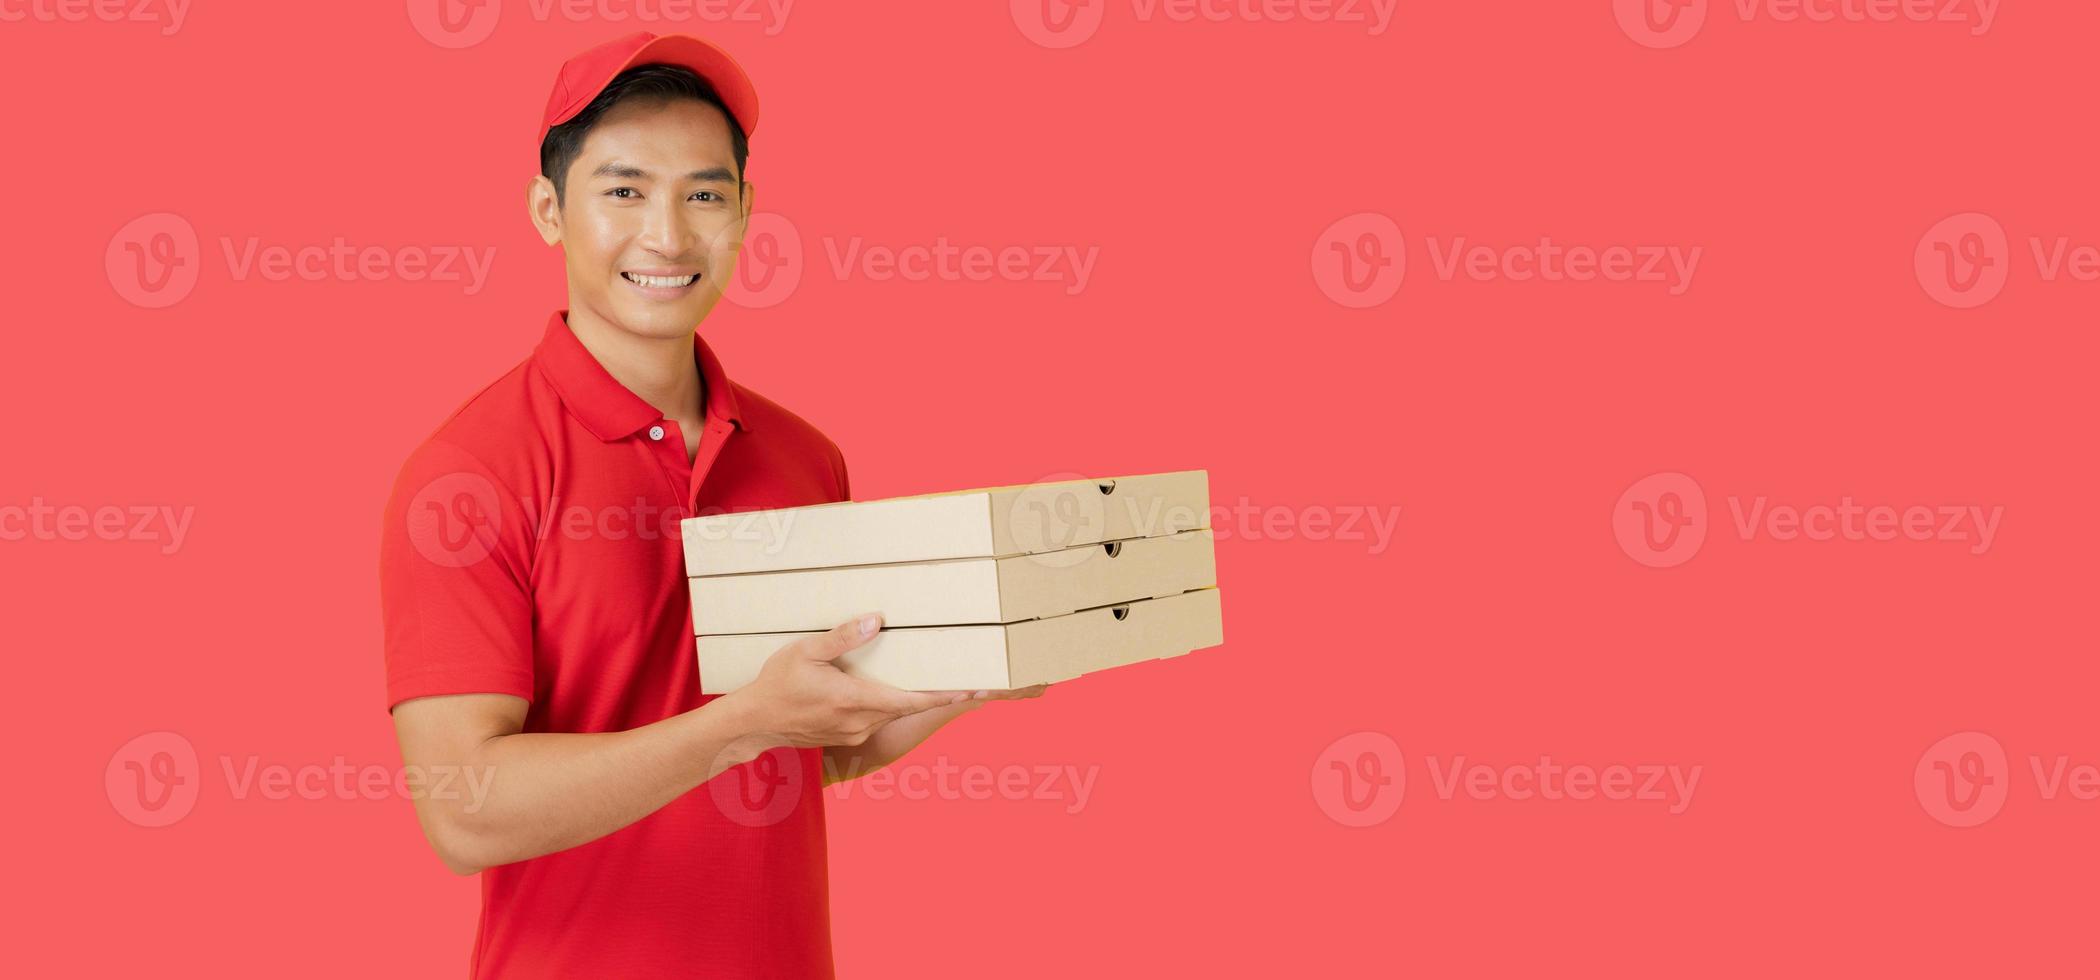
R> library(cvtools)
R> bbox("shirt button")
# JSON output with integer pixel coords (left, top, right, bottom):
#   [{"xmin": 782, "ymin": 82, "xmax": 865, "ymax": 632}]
[{"xmin": 648, "ymin": 425, "xmax": 665, "ymax": 441}]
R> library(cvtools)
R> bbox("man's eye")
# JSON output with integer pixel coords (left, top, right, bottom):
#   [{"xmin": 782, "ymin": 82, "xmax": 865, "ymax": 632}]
[
  {"xmin": 607, "ymin": 188, "xmax": 638, "ymax": 199},
  {"xmin": 691, "ymin": 191, "xmax": 718, "ymax": 202}
]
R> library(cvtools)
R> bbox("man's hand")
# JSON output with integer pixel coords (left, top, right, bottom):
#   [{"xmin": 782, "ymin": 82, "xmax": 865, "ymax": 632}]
[
  {"xmin": 732, "ymin": 614, "xmax": 972, "ymax": 749},
  {"xmin": 763, "ymin": 619, "xmax": 1053, "ymax": 788}
]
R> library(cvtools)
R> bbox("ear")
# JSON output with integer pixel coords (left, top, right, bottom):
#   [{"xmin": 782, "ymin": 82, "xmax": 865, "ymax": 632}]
[
  {"xmin": 527, "ymin": 173, "xmax": 563, "ymax": 246},
  {"xmin": 740, "ymin": 178, "xmax": 756, "ymax": 222}
]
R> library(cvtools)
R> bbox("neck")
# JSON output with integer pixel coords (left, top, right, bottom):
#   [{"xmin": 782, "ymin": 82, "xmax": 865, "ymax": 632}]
[{"xmin": 563, "ymin": 307, "xmax": 704, "ymax": 422}]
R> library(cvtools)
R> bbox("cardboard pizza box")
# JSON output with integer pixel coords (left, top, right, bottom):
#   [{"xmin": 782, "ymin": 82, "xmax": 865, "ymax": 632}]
[
  {"xmin": 690, "ymin": 529, "xmax": 1216, "ymax": 634},
  {"xmin": 681, "ymin": 470, "xmax": 1209, "ymax": 576},
  {"xmin": 695, "ymin": 587, "xmax": 1224, "ymax": 693}
]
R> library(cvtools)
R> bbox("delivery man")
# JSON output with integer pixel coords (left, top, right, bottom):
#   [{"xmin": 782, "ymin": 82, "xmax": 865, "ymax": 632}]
[{"xmin": 379, "ymin": 32, "xmax": 1044, "ymax": 979}]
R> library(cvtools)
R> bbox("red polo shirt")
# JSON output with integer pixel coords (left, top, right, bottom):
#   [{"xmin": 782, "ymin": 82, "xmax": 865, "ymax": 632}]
[{"xmin": 379, "ymin": 310, "xmax": 846, "ymax": 979}]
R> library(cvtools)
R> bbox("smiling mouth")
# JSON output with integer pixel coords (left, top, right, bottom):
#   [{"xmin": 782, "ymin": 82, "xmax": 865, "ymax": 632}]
[{"xmin": 622, "ymin": 272, "xmax": 700, "ymax": 289}]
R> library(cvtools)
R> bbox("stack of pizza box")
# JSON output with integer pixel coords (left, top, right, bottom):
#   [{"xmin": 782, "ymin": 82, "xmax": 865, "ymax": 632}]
[{"xmin": 681, "ymin": 471, "xmax": 1223, "ymax": 693}]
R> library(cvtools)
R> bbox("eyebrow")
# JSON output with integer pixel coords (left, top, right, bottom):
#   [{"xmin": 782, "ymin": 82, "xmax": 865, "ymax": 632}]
[{"xmin": 588, "ymin": 162, "xmax": 738, "ymax": 184}]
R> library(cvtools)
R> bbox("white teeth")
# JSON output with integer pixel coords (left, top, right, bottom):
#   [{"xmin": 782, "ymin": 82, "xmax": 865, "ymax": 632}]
[{"xmin": 626, "ymin": 272, "xmax": 698, "ymax": 288}]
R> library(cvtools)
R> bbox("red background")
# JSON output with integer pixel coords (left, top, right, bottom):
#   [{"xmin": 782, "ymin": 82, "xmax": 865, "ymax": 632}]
[{"xmin": 6, "ymin": 0, "xmax": 2097, "ymax": 975}]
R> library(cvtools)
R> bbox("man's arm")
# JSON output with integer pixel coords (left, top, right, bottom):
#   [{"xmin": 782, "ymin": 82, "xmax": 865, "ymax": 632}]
[
  {"xmin": 392, "ymin": 614, "xmax": 967, "ymax": 875},
  {"xmin": 821, "ymin": 684, "xmax": 1048, "ymax": 786},
  {"xmin": 393, "ymin": 688, "xmax": 770, "ymax": 875}
]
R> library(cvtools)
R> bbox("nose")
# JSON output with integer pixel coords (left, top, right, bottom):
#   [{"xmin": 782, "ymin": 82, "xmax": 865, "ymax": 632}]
[{"xmin": 636, "ymin": 194, "xmax": 695, "ymax": 258}]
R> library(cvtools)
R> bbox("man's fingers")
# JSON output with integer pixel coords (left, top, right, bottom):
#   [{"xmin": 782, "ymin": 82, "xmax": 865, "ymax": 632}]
[
  {"xmin": 926, "ymin": 685, "xmax": 1051, "ymax": 702},
  {"xmin": 862, "ymin": 685, "xmax": 967, "ymax": 716},
  {"xmin": 902, "ymin": 690, "xmax": 970, "ymax": 715},
  {"xmin": 794, "ymin": 613, "xmax": 883, "ymax": 663}
]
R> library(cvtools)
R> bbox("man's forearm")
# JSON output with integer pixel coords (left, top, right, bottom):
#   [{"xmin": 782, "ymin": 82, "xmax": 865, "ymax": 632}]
[{"xmin": 421, "ymin": 691, "xmax": 780, "ymax": 874}]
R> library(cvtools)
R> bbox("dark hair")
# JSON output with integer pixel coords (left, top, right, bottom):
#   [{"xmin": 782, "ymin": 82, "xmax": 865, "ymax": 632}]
[{"xmin": 538, "ymin": 63, "xmax": 750, "ymax": 208}]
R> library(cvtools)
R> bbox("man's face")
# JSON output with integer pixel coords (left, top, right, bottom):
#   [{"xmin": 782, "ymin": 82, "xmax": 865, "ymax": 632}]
[{"xmin": 550, "ymin": 97, "xmax": 750, "ymax": 341}]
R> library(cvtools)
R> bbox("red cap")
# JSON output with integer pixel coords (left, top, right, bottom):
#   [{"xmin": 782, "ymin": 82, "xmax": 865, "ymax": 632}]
[{"xmin": 539, "ymin": 31, "xmax": 759, "ymax": 145}]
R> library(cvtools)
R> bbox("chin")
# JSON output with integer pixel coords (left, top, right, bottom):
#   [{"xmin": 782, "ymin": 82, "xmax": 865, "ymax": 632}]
[{"xmin": 610, "ymin": 296, "xmax": 714, "ymax": 339}]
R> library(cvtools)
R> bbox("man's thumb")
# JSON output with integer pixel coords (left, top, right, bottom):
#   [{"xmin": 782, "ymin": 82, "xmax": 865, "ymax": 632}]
[{"xmin": 802, "ymin": 613, "xmax": 882, "ymax": 663}]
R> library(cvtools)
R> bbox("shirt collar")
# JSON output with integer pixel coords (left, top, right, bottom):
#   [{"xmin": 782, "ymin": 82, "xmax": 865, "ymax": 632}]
[{"xmin": 534, "ymin": 309, "xmax": 749, "ymax": 442}]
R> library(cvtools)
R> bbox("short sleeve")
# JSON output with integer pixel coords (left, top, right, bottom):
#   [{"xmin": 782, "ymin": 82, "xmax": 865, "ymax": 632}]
[
  {"xmin": 826, "ymin": 438, "xmax": 851, "ymax": 502},
  {"xmin": 378, "ymin": 437, "xmax": 536, "ymax": 711}
]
